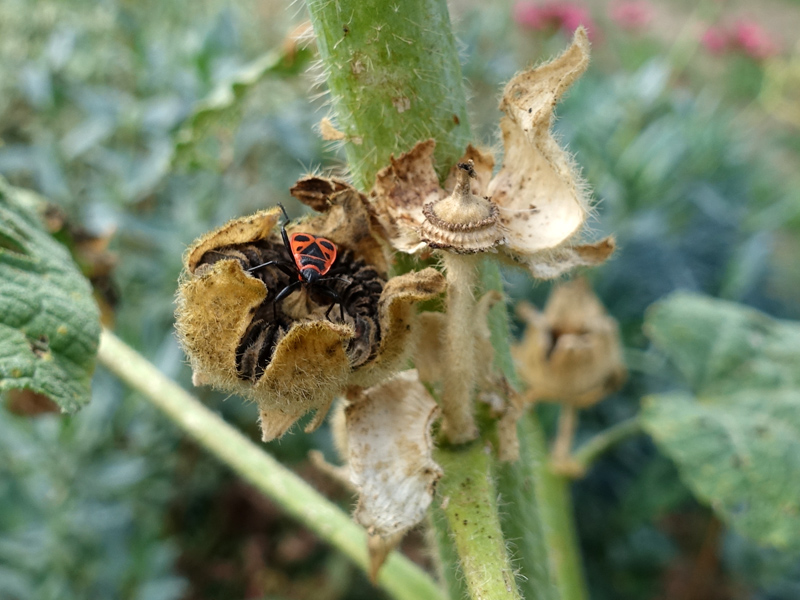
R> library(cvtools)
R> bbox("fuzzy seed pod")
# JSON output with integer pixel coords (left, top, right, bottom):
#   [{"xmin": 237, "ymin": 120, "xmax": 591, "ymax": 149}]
[
  {"xmin": 514, "ymin": 278, "xmax": 627, "ymax": 408},
  {"xmin": 175, "ymin": 184, "xmax": 445, "ymax": 441}
]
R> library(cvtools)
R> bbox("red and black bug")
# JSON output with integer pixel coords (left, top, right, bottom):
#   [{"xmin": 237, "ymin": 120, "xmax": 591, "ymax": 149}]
[{"xmin": 248, "ymin": 204, "xmax": 351, "ymax": 320}]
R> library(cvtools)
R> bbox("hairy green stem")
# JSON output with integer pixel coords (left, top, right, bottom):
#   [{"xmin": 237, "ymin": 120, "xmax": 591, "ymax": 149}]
[
  {"xmin": 435, "ymin": 443, "xmax": 522, "ymax": 600},
  {"xmin": 306, "ymin": 3, "xmax": 590, "ymax": 598},
  {"xmin": 522, "ymin": 413, "xmax": 589, "ymax": 600},
  {"xmin": 305, "ymin": 0, "xmax": 472, "ymax": 189},
  {"xmin": 440, "ymin": 253, "xmax": 480, "ymax": 444},
  {"xmin": 573, "ymin": 417, "xmax": 642, "ymax": 473},
  {"xmin": 96, "ymin": 329, "xmax": 444, "ymax": 600},
  {"xmin": 481, "ymin": 260, "xmax": 587, "ymax": 600}
]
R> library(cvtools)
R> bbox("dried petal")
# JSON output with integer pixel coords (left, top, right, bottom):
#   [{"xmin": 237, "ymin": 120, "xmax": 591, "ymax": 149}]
[
  {"xmin": 254, "ymin": 320, "xmax": 353, "ymax": 440},
  {"xmin": 525, "ymin": 236, "xmax": 616, "ymax": 280},
  {"xmin": 185, "ymin": 208, "xmax": 281, "ymax": 272},
  {"xmin": 176, "ymin": 257, "xmax": 354, "ymax": 440},
  {"xmin": 175, "ymin": 259, "xmax": 269, "ymax": 392},
  {"xmin": 319, "ymin": 117, "xmax": 346, "ymax": 141},
  {"xmin": 489, "ymin": 27, "xmax": 592, "ymax": 258},
  {"xmin": 292, "ymin": 178, "xmax": 389, "ymax": 275},
  {"xmin": 370, "ymin": 139, "xmax": 443, "ymax": 253},
  {"xmin": 345, "ymin": 370, "xmax": 443, "ymax": 573},
  {"xmin": 290, "ymin": 175, "xmax": 350, "ymax": 212}
]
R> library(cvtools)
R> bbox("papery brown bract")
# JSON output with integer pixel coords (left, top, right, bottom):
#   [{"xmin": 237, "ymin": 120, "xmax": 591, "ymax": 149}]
[
  {"xmin": 514, "ymin": 278, "xmax": 626, "ymax": 408},
  {"xmin": 175, "ymin": 187, "xmax": 445, "ymax": 441},
  {"xmin": 339, "ymin": 370, "xmax": 442, "ymax": 580}
]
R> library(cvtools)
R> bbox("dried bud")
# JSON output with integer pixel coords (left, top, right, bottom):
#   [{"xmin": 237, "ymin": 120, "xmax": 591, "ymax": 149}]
[
  {"xmin": 514, "ymin": 278, "xmax": 626, "ymax": 407},
  {"xmin": 175, "ymin": 184, "xmax": 445, "ymax": 441}
]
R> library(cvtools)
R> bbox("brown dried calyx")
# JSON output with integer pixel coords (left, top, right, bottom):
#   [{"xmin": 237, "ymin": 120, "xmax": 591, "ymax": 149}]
[
  {"xmin": 369, "ymin": 28, "xmax": 616, "ymax": 278},
  {"xmin": 514, "ymin": 278, "xmax": 627, "ymax": 408},
  {"xmin": 420, "ymin": 161, "xmax": 504, "ymax": 253},
  {"xmin": 175, "ymin": 185, "xmax": 446, "ymax": 441}
]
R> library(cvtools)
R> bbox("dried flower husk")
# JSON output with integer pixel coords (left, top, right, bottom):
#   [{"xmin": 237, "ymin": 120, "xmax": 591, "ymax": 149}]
[
  {"xmin": 514, "ymin": 278, "xmax": 626, "ymax": 408},
  {"xmin": 368, "ymin": 27, "xmax": 615, "ymax": 276},
  {"xmin": 419, "ymin": 161, "xmax": 505, "ymax": 253},
  {"xmin": 340, "ymin": 370, "xmax": 442, "ymax": 580},
  {"xmin": 175, "ymin": 186, "xmax": 445, "ymax": 441}
]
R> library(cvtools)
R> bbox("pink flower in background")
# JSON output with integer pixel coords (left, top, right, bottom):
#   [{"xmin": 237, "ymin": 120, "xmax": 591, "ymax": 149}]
[
  {"xmin": 701, "ymin": 26, "xmax": 728, "ymax": 54},
  {"xmin": 609, "ymin": 0, "xmax": 654, "ymax": 31},
  {"xmin": 514, "ymin": 1, "xmax": 598, "ymax": 40},
  {"xmin": 700, "ymin": 19, "xmax": 781, "ymax": 61},
  {"xmin": 731, "ymin": 20, "xmax": 780, "ymax": 59}
]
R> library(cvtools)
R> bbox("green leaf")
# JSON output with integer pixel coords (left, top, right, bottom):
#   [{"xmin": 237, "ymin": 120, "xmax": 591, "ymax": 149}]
[
  {"xmin": 0, "ymin": 179, "xmax": 101, "ymax": 412},
  {"xmin": 642, "ymin": 391, "xmax": 800, "ymax": 551},
  {"xmin": 642, "ymin": 293, "xmax": 800, "ymax": 551},
  {"xmin": 644, "ymin": 292, "xmax": 800, "ymax": 396}
]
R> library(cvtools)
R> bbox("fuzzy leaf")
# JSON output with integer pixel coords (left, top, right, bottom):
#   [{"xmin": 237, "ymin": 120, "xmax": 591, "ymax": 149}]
[
  {"xmin": 0, "ymin": 179, "xmax": 101, "ymax": 412},
  {"xmin": 641, "ymin": 391, "xmax": 800, "ymax": 551},
  {"xmin": 644, "ymin": 292, "xmax": 800, "ymax": 396},
  {"xmin": 642, "ymin": 293, "xmax": 800, "ymax": 551}
]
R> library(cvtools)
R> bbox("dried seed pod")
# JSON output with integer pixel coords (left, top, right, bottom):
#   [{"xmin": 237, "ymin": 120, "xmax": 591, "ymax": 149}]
[
  {"xmin": 420, "ymin": 161, "xmax": 505, "ymax": 254},
  {"xmin": 514, "ymin": 278, "xmax": 627, "ymax": 408},
  {"xmin": 175, "ymin": 184, "xmax": 445, "ymax": 441}
]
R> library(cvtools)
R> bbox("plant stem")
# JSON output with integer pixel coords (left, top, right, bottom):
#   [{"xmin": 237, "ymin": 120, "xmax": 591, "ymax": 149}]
[
  {"xmin": 522, "ymin": 413, "xmax": 589, "ymax": 600},
  {"xmin": 96, "ymin": 329, "xmax": 444, "ymax": 600},
  {"xmin": 439, "ymin": 253, "xmax": 479, "ymax": 444},
  {"xmin": 573, "ymin": 416, "xmax": 642, "ymax": 472},
  {"xmin": 435, "ymin": 443, "xmax": 522, "ymax": 600},
  {"xmin": 305, "ymin": 0, "xmax": 472, "ymax": 189},
  {"xmin": 482, "ymin": 260, "xmax": 593, "ymax": 599},
  {"xmin": 552, "ymin": 405, "xmax": 578, "ymax": 464},
  {"xmin": 306, "ymin": 3, "xmax": 591, "ymax": 599}
]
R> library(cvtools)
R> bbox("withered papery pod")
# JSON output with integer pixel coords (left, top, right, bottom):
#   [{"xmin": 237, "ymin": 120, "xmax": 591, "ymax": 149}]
[
  {"xmin": 369, "ymin": 27, "xmax": 615, "ymax": 276},
  {"xmin": 174, "ymin": 182, "xmax": 445, "ymax": 441},
  {"xmin": 514, "ymin": 278, "xmax": 627, "ymax": 475},
  {"xmin": 330, "ymin": 370, "xmax": 442, "ymax": 580}
]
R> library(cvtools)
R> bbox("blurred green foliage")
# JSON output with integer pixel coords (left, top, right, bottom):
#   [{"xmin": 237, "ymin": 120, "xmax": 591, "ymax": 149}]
[
  {"xmin": 1, "ymin": 0, "xmax": 799, "ymax": 599},
  {"xmin": 643, "ymin": 293, "xmax": 800, "ymax": 551}
]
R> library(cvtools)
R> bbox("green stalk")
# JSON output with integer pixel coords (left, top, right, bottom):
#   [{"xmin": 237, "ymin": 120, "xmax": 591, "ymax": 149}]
[
  {"xmin": 305, "ymin": 0, "xmax": 472, "ymax": 189},
  {"xmin": 97, "ymin": 330, "xmax": 443, "ymax": 600},
  {"xmin": 435, "ymin": 443, "xmax": 521, "ymax": 600},
  {"xmin": 481, "ymin": 261, "xmax": 587, "ymax": 600},
  {"xmin": 521, "ymin": 414, "xmax": 588, "ymax": 600},
  {"xmin": 573, "ymin": 417, "xmax": 642, "ymax": 473}
]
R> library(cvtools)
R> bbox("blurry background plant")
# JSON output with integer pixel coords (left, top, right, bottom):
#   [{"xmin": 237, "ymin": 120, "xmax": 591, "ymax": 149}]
[{"xmin": 1, "ymin": 0, "xmax": 800, "ymax": 598}]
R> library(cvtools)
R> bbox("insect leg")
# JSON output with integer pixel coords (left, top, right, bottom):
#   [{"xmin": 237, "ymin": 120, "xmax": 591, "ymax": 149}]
[
  {"xmin": 274, "ymin": 280, "xmax": 303, "ymax": 304},
  {"xmin": 276, "ymin": 203, "xmax": 292, "ymax": 251},
  {"xmin": 271, "ymin": 279, "xmax": 303, "ymax": 321},
  {"xmin": 248, "ymin": 259, "xmax": 296, "ymax": 278}
]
